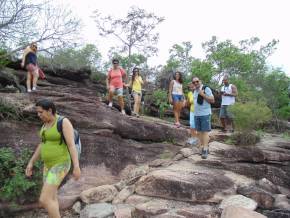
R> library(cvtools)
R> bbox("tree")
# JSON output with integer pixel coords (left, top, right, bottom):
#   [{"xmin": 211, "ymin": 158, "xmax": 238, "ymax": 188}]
[
  {"xmin": 0, "ymin": 0, "xmax": 81, "ymax": 56},
  {"xmin": 168, "ymin": 41, "xmax": 193, "ymax": 76},
  {"xmin": 38, "ymin": 44, "xmax": 102, "ymax": 71},
  {"xmin": 93, "ymin": 6, "xmax": 164, "ymax": 72}
]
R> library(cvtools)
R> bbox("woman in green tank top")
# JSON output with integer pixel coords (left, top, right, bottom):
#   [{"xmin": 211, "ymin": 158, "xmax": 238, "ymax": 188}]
[{"xmin": 25, "ymin": 99, "xmax": 81, "ymax": 218}]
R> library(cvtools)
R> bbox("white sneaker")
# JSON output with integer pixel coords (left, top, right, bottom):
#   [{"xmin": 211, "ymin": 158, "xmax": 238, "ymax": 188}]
[
  {"xmin": 121, "ymin": 110, "xmax": 126, "ymax": 115},
  {"xmin": 32, "ymin": 87, "xmax": 36, "ymax": 91},
  {"xmin": 108, "ymin": 102, "xmax": 113, "ymax": 107},
  {"xmin": 27, "ymin": 89, "xmax": 32, "ymax": 93}
]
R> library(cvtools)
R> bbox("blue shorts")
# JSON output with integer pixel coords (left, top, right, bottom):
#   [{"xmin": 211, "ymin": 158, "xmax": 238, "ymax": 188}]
[
  {"xmin": 110, "ymin": 87, "xmax": 123, "ymax": 97},
  {"xmin": 194, "ymin": 115, "xmax": 211, "ymax": 132},
  {"xmin": 190, "ymin": 112, "xmax": 195, "ymax": 129},
  {"xmin": 220, "ymin": 105, "xmax": 234, "ymax": 119},
  {"xmin": 172, "ymin": 94, "xmax": 184, "ymax": 103}
]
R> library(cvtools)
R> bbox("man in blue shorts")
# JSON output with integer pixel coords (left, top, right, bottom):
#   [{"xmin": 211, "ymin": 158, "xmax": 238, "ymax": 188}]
[{"xmin": 192, "ymin": 77, "xmax": 214, "ymax": 159}]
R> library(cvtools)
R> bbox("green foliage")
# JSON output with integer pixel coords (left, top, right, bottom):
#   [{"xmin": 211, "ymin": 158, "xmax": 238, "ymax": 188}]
[
  {"xmin": 0, "ymin": 148, "xmax": 42, "ymax": 203},
  {"xmin": 39, "ymin": 44, "xmax": 102, "ymax": 71},
  {"xmin": 278, "ymin": 105, "xmax": 290, "ymax": 120},
  {"xmin": 190, "ymin": 59, "xmax": 215, "ymax": 84},
  {"xmin": 151, "ymin": 89, "xmax": 170, "ymax": 118},
  {"xmin": 229, "ymin": 102, "xmax": 272, "ymax": 132},
  {"xmin": 0, "ymin": 98, "xmax": 23, "ymax": 120},
  {"xmin": 0, "ymin": 48, "xmax": 9, "ymax": 68}
]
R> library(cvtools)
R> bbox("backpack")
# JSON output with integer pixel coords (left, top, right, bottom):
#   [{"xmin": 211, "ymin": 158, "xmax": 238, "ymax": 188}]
[
  {"xmin": 197, "ymin": 85, "xmax": 215, "ymax": 106},
  {"xmin": 57, "ymin": 116, "xmax": 81, "ymax": 159}
]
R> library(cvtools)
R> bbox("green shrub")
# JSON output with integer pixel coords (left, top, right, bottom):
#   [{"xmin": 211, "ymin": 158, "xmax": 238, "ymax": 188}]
[
  {"xmin": 229, "ymin": 102, "xmax": 272, "ymax": 145},
  {"xmin": 278, "ymin": 105, "xmax": 290, "ymax": 120},
  {"xmin": 230, "ymin": 102, "xmax": 272, "ymax": 132},
  {"xmin": 151, "ymin": 89, "xmax": 170, "ymax": 118},
  {"xmin": 0, "ymin": 148, "xmax": 42, "ymax": 204},
  {"xmin": 0, "ymin": 98, "xmax": 23, "ymax": 120}
]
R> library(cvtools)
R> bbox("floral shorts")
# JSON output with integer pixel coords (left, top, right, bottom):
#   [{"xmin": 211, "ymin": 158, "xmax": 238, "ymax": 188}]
[{"xmin": 43, "ymin": 161, "xmax": 71, "ymax": 186}]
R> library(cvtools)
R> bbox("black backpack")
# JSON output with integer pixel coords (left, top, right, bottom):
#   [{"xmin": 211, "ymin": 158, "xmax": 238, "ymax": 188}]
[
  {"xmin": 197, "ymin": 85, "xmax": 214, "ymax": 105},
  {"xmin": 57, "ymin": 116, "xmax": 81, "ymax": 159}
]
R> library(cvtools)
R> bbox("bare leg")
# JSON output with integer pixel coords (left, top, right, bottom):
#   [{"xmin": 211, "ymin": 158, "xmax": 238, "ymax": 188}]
[
  {"xmin": 220, "ymin": 118, "xmax": 226, "ymax": 130},
  {"xmin": 118, "ymin": 96, "xmax": 124, "ymax": 111},
  {"xmin": 26, "ymin": 72, "xmax": 32, "ymax": 91},
  {"xmin": 39, "ymin": 183, "xmax": 61, "ymax": 218},
  {"xmin": 32, "ymin": 69, "xmax": 39, "ymax": 89},
  {"xmin": 108, "ymin": 90, "xmax": 114, "ymax": 103},
  {"xmin": 136, "ymin": 95, "xmax": 141, "ymax": 114},
  {"xmin": 200, "ymin": 132, "xmax": 210, "ymax": 149},
  {"xmin": 173, "ymin": 102, "xmax": 180, "ymax": 124},
  {"xmin": 133, "ymin": 94, "xmax": 138, "ymax": 114}
]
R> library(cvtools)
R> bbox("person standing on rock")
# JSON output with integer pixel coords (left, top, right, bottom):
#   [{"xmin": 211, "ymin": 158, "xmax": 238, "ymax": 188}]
[
  {"xmin": 192, "ymin": 77, "xmax": 214, "ymax": 159},
  {"xmin": 126, "ymin": 67, "xmax": 144, "ymax": 117},
  {"xmin": 25, "ymin": 99, "xmax": 81, "ymax": 218},
  {"xmin": 219, "ymin": 75, "xmax": 238, "ymax": 132},
  {"xmin": 21, "ymin": 43, "xmax": 39, "ymax": 92},
  {"xmin": 169, "ymin": 71, "xmax": 185, "ymax": 128},
  {"xmin": 107, "ymin": 58, "xmax": 127, "ymax": 115},
  {"xmin": 186, "ymin": 82, "xmax": 198, "ymax": 145}
]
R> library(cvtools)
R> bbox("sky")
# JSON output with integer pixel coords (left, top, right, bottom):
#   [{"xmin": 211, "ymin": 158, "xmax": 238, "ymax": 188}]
[{"xmin": 60, "ymin": 0, "xmax": 290, "ymax": 75}]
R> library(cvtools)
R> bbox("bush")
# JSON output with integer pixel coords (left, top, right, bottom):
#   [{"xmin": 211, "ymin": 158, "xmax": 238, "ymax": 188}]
[
  {"xmin": 229, "ymin": 102, "xmax": 272, "ymax": 145},
  {"xmin": 0, "ymin": 147, "xmax": 42, "ymax": 204},
  {"xmin": 151, "ymin": 89, "xmax": 170, "ymax": 118},
  {"xmin": 278, "ymin": 105, "xmax": 290, "ymax": 120},
  {"xmin": 0, "ymin": 98, "xmax": 23, "ymax": 120}
]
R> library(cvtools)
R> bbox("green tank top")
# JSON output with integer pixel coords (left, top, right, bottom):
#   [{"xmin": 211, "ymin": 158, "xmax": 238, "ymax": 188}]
[{"xmin": 40, "ymin": 115, "xmax": 71, "ymax": 169}]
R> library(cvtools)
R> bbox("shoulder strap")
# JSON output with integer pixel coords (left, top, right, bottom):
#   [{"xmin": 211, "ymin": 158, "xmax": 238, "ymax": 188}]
[{"xmin": 57, "ymin": 116, "xmax": 65, "ymax": 145}]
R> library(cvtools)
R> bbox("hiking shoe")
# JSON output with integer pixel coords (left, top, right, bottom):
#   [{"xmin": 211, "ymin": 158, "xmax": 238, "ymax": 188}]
[
  {"xmin": 121, "ymin": 110, "xmax": 126, "ymax": 115},
  {"xmin": 187, "ymin": 137, "xmax": 198, "ymax": 146},
  {"xmin": 27, "ymin": 89, "xmax": 31, "ymax": 93},
  {"xmin": 108, "ymin": 102, "xmax": 113, "ymax": 107},
  {"xmin": 201, "ymin": 148, "xmax": 209, "ymax": 159},
  {"xmin": 32, "ymin": 87, "xmax": 36, "ymax": 91}
]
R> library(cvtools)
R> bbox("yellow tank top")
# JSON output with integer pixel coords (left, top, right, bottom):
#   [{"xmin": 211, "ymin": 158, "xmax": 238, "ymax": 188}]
[
  {"xmin": 132, "ymin": 76, "xmax": 143, "ymax": 93},
  {"xmin": 187, "ymin": 91, "xmax": 194, "ymax": 112}
]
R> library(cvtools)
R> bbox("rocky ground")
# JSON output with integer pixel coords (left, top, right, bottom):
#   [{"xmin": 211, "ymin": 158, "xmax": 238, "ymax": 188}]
[{"xmin": 1, "ymin": 67, "xmax": 290, "ymax": 218}]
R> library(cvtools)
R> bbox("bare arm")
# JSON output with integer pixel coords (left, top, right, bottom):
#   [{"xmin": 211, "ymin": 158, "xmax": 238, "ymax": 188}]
[
  {"xmin": 168, "ymin": 80, "xmax": 174, "ymax": 103},
  {"xmin": 106, "ymin": 74, "xmax": 110, "ymax": 89},
  {"xmin": 231, "ymin": 85, "xmax": 238, "ymax": 97},
  {"xmin": 25, "ymin": 143, "xmax": 41, "ymax": 177},
  {"xmin": 62, "ymin": 118, "xmax": 81, "ymax": 180},
  {"xmin": 199, "ymin": 87, "xmax": 215, "ymax": 104}
]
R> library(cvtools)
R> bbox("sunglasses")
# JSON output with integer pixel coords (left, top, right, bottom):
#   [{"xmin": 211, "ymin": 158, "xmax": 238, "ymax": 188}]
[
  {"xmin": 41, "ymin": 130, "xmax": 46, "ymax": 143},
  {"xmin": 133, "ymin": 71, "xmax": 139, "ymax": 73},
  {"xmin": 192, "ymin": 80, "xmax": 199, "ymax": 84},
  {"xmin": 113, "ymin": 62, "xmax": 119, "ymax": 65}
]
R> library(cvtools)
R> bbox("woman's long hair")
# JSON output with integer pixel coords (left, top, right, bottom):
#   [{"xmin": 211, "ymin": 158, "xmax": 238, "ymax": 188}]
[
  {"xmin": 173, "ymin": 71, "xmax": 183, "ymax": 83},
  {"xmin": 132, "ymin": 67, "xmax": 139, "ymax": 83}
]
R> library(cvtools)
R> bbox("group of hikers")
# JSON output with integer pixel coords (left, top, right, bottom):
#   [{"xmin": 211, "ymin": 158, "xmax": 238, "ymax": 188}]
[{"xmin": 22, "ymin": 42, "xmax": 237, "ymax": 218}]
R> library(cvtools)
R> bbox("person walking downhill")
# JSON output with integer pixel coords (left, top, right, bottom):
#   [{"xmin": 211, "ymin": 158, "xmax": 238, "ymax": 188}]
[
  {"xmin": 25, "ymin": 99, "xmax": 81, "ymax": 218},
  {"xmin": 192, "ymin": 77, "xmax": 214, "ymax": 159},
  {"xmin": 169, "ymin": 71, "xmax": 185, "ymax": 128},
  {"xmin": 127, "ymin": 67, "xmax": 144, "ymax": 117},
  {"xmin": 21, "ymin": 43, "xmax": 39, "ymax": 92},
  {"xmin": 219, "ymin": 75, "xmax": 238, "ymax": 132},
  {"xmin": 186, "ymin": 82, "xmax": 198, "ymax": 145},
  {"xmin": 107, "ymin": 58, "xmax": 127, "ymax": 115}
]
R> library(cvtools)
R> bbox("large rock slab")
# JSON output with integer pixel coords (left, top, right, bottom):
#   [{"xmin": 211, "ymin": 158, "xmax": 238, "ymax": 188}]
[
  {"xmin": 80, "ymin": 203, "xmax": 114, "ymax": 218},
  {"xmin": 221, "ymin": 206, "xmax": 266, "ymax": 218},
  {"xmin": 135, "ymin": 162, "xmax": 235, "ymax": 203},
  {"xmin": 80, "ymin": 185, "xmax": 118, "ymax": 204},
  {"xmin": 237, "ymin": 185, "xmax": 274, "ymax": 209},
  {"xmin": 219, "ymin": 195, "xmax": 258, "ymax": 211}
]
